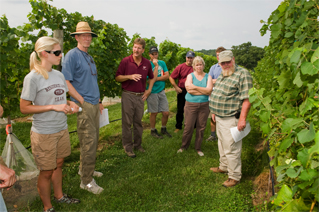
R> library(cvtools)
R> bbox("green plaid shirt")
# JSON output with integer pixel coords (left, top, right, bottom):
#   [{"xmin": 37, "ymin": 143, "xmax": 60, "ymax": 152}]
[{"xmin": 209, "ymin": 65, "xmax": 253, "ymax": 117}]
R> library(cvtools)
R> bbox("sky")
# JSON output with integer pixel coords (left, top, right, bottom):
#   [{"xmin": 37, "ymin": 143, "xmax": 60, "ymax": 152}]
[{"xmin": 0, "ymin": 0, "xmax": 283, "ymax": 50}]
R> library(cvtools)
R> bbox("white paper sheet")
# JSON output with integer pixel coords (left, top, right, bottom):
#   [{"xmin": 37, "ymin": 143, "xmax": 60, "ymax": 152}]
[
  {"xmin": 230, "ymin": 121, "xmax": 251, "ymax": 143},
  {"xmin": 99, "ymin": 108, "xmax": 109, "ymax": 128}
]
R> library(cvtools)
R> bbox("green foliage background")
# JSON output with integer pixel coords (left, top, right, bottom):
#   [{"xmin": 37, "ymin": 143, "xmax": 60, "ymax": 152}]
[{"xmin": 249, "ymin": 0, "xmax": 319, "ymax": 210}]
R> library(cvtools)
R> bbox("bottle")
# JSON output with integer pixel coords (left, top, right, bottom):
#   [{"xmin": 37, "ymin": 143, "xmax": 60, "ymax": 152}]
[{"xmin": 71, "ymin": 107, "xmax": 82, "ymax": 112}]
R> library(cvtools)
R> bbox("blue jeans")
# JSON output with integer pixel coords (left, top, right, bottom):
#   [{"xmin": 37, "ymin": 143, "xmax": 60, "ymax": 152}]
[{"xmin": 0, "ymin": 191, "xmax": 8, "ymax": 212}]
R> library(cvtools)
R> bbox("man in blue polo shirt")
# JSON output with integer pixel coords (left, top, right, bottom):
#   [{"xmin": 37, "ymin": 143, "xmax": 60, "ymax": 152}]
[
  {"xmin": 147, "ymin": 46, "xmax": 172, "ymax": 139},
  {"xmin": 62, "ymin": 22, "xmax": 104, "ymax": 194},
  {"xmin": 206, "ymin": 46, "xmax": 226, "ymax": 141}
]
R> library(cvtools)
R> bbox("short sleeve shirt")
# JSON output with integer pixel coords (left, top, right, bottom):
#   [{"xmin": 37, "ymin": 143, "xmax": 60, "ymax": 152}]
[
  {"xmin": 147, "ymin": 60, "xmax": 169, "ymax": 93},
  {"xmin": 209, "ymin": 65, "xmax": 253, "ymax": 117},
  {"xmin": 116, "ymin": 55, "xmax": 154, "ymax": 93},
  {"xmin": 208, "ymin": 63, "xmax": 222, "ymax": 79},
  {"xmin": 62, "ymin": 47, "xmax": 100, "ymax": 105},
  {"xmin": 20, "ymin": 69, "xmax": 68, "ymax": 134},
  {"xmin": 170, "ymin": 63, "xmax": 193, "ymax": 89}
]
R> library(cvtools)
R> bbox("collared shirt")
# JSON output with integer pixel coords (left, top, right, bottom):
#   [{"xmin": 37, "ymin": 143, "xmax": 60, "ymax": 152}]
[
  {"xmin": 209, "ymin": 65, "xmax": 253, "ymax": 117},
  {"xmin": 62, "ymin": 47, "xmax": 100, "ymax": 105},
  {"xmin": 116, "ymin": 55, "xmax": 154, "ymax": 93},
  {"xmin": 170, "ymin": 63, "xmax": 193, "ymax": 89},
  {"xmin": 208, "ymin": 63, "xmax": 222, "ymax": 79}
]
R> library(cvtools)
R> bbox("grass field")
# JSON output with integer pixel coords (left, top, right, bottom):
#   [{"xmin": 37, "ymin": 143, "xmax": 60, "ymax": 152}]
[{"xmin": 0, "ymin": 90, "xmax": 267, "ymax": 211}]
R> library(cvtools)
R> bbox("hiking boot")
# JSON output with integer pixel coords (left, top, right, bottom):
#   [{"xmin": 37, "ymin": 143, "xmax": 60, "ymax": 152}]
[
  {"xmin": 55, "ymin": 193, "xmax": 80, "ymax": 204},
  {"xmin": 197, "ymin": 151, "xmax": 204, "ymax": 157},
  {"xmin": 151, "ymin": 129, "xmax": 163, "ymax": 139},
  {"xmin": 134, "ymin": 147, "xmax": 145, "ymax": 152},
  {"xmin": 125, "ymin": 150, "xmax": 136, "ymax": 158},
  {"xmin": 44, "ymin": 207, "xmax": 55, "ymax": 212},
  {"xmin": 223, "ymin": 178, "xmax": 240, "ymax": 187},
  {"xmin": 174, "ymin": 129, "xmax": 180, "ymax": 133},
  {"xmin": 206, "ymin": 134, "xmax": 217, "ymax": 141},
  {"xmin": 80, "ymin": 179, "xmax": 104, "ymax": 194},
  {"xmin": 161, "ymin": 127, "xmax": 172, "ymax": 137},
  {"xmin": 78, "ymin": 170, "xmax": 103, "ymax": 177},
  {"xmin": 210, "ymin": 167, "xmax": 228, "ymax": 174}
]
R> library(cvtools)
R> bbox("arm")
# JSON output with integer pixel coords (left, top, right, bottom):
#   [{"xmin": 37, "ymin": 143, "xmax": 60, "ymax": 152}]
[
  {"xmin": 66, "ymin": 80, "xmax": 84, "ymax": 105},
  {"xmin": 186, "ymin": 75, "xmax": 213, "ymax": 95},
  {"xmin": 142, "ymin": 62, "xmax": 158, "ymax": 101},
  {"xmin": 0, "ymin": 104, "xmax": 3, "ymax": 117},
  {"xmin": 115, "ymin": 74, "xmax": 142, "ymax": 83},
  {"xmin": 0, "ymin": 164, "xmax": 16, "ymax": 190},
  {"xmin": 156, "ymin": 71, "xmax": 169, "ymax": 81},
  {"xmin": 237, "ymin": 98, "xmax": 251, "ymax": 131},
  {"xmin": 20, "ymin": 99, "xmax": 71, "ymax": 114},
  {"xmin": 169, "ymin": 76, "xmax": 182, "ymax": 94}
]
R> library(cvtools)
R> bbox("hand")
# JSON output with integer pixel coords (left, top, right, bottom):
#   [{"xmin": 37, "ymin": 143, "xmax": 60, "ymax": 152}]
[
  {"xmin": 142, "ymin": 90, "xmax": 151, "ymax": 101},
  {"xmin": 99, "ymin": 103, "xmax": 104, "ymax": 114},
  {"xmin": 0, "ymin": 164, "xmax": 16, "ymax": 190},
  {"xmin": 212, "ymin": 114, "xmax": 216, "ymax": 123},
  {"xmin": 237, "ymin": 118, "xmax": 246, "ymax": 131},
  {"xmin": 54, "ymin": 104, "xmax": 71, "ymax": 114},
  {"xmin": 130, "ymin": 74, "xmax": 142, "ymax": 82},
  {"xmin": 175, "ymin": 87, "xmax": 182, "ymax": 94},
  {"xmin": 152, "ymin": 59, "xmax": 158, "ymax": 67},
  {"xmin": 69, "ymin": 101, "xmax": 79, "ymax": 114}
]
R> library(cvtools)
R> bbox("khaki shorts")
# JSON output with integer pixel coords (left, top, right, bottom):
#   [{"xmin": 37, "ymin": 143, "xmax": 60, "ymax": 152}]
[{"xmin": 31, "ymin": 129, "xmax": 71, "ymax": 171}]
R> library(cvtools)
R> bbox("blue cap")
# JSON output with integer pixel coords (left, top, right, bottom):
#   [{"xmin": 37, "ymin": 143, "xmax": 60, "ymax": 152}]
[{"xmin": 186, "ymin": 51, "xmax": 195, "ymax": 58}]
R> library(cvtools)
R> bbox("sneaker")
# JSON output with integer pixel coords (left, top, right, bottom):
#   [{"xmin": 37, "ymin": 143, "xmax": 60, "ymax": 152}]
[
  {"xmin": 206, "ymin": 134, "xmax": 217, "ymax": 141},
  {"xmin": 44, "ymin": 207, "xmax": 55, "ymax": 212},
  {"xmin": 174, "ymin": 129, "xmax": 180, "ymax": 133},
  {"xmin": 210, "ymin": 167, "xmax": 228, "ymax": 174},
  {"xmin": 125, "ymin": 150, "xmax": 136, "ymax": 158},
  {"xmin": 134, "ymin": 147, "xmax": 145, "ymax": 152},
  {"xmin": 197, "ymin": 151, "xmax": 204, "ymax": 157},
  {"xmin": 80, "ymin": 179, "xmax": 104, "ymax": 194},
  {"xmin": 177, "ymin": 148, "xmax": 183, "ymax": 153},
  {"xmin": 223, "ymin": 178, "xmax": 240, "ymax": 187},
  {"xmin": 78, "ymin": 170, "xmax": 103, "ymax": 177},
  {"xmin": 161, "ymin": 127, "xmax": 172, "ymax": 137},
  {"xmin": 151, "ymin": 129, "xmax": 163, "ymax": 139},
  {"xmin": 55, "ymin": 193, "xmax": 80, "ymax": 204}
]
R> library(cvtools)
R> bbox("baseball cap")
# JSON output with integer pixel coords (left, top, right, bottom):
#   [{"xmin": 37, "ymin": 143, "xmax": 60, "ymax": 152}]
[
  {"xmin": 149, "ymin": 46, "xmax": 158, "ymax": 54},
  {"xmin": 186, "ymin": 51, "xmax": 195, "ymax": 58},
  {"xmin": 219, "ymin": 50, "xmax": 233, "ymax": 63}
]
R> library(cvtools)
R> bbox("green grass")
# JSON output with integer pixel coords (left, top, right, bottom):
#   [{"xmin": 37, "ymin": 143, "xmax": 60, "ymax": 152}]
[{"xmin": 0, "ymin": 90, "xmax": 266, "ymax": 211}]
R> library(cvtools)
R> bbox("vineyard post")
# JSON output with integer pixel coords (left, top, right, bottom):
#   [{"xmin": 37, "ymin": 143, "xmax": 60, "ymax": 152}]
[{"xmin": 53, "ymin": 29, "xmax": 63, "ymax": 71}]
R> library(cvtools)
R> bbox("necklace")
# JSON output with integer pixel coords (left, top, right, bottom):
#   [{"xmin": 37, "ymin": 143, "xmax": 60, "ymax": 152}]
[{"xmin": 77, "ymin": 47, "xmax": 97, "ymax": 76}]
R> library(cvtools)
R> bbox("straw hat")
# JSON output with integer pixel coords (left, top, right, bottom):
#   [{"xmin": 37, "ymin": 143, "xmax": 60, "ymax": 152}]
[{"xmin": 70, "ymin": 21, "xmax": 97, "ymax": 37}]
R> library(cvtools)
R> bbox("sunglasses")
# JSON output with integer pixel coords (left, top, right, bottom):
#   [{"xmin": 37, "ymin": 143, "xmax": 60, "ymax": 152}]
[{"xmin": 45, "ymin": 50, "xmax": 62, "ymax": 56}]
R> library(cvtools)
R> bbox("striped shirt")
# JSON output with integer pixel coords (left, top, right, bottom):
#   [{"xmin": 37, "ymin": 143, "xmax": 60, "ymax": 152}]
[{"xmin": 209, "ymin": 65, "xmax": 252, "ymax": 117}]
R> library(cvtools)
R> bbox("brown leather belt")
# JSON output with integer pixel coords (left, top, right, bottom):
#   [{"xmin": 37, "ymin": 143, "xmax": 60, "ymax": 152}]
[{"xmin": 123, "ymin": 89, "xmax": 144, "ymax": 96}]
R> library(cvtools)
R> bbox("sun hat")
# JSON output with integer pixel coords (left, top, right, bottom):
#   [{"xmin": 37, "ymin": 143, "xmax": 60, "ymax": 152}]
[
  {"xmin": 219, "ymin": 50, "xmax": 234, "ymax": 63},
  {"xmin": 70, "ymin": 22, "xmax": 97, "ymax": 37}
]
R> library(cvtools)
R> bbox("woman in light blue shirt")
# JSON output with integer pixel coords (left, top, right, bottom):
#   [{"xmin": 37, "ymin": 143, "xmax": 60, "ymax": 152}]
[{"xmin": 177, "ymin": 56, "xmax": 213, "ymax": 156}]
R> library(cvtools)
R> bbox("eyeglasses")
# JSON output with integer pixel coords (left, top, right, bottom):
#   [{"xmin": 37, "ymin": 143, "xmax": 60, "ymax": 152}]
[
  {"xmin": 220, "ymin": 61, "xmax": 232, "ymax": 66},
  {"xmin": 79, "ymin": 49, "xmax": 96, "ymax": 76},
  {"xmin": 45, "ymin": 50, "xmax": 62, "ymax": 56}
]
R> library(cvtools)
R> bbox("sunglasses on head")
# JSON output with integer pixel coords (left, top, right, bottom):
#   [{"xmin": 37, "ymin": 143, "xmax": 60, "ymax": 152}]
[{"xmin": 45, "ymin": 50, "xmax": 62, "ymax": 56}]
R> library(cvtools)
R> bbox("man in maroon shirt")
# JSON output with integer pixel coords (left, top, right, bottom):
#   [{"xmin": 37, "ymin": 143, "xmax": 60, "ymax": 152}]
[
  {"xmin": 169, "ymin": 51, "xmax": 194, "ymax": 133},
  {"xmin": 115, "ymin": 38, "xmax": 157, "ymax": 158}
]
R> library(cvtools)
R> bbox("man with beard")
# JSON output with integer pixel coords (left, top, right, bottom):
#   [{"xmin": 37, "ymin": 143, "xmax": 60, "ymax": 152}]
[
  {"xmin": 206, "ymin": 46, "xmax": 226, "ymax": 142},
  {"xmin": 209, "ymin": 50, "xmax": 253, "ymax": 187},
  {"xmin": 169, "ymin": 51, "xmax": 194, "ymax": 133},
  {"xmin": 116, "ymin": 38, "xmax": 156, "ymax": 158}
]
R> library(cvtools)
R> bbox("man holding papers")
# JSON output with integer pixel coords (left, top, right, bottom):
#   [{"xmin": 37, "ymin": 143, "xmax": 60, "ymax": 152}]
[{"xmin": 209, "ymin": 50, "xmax": 253, "ymax": 188}]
